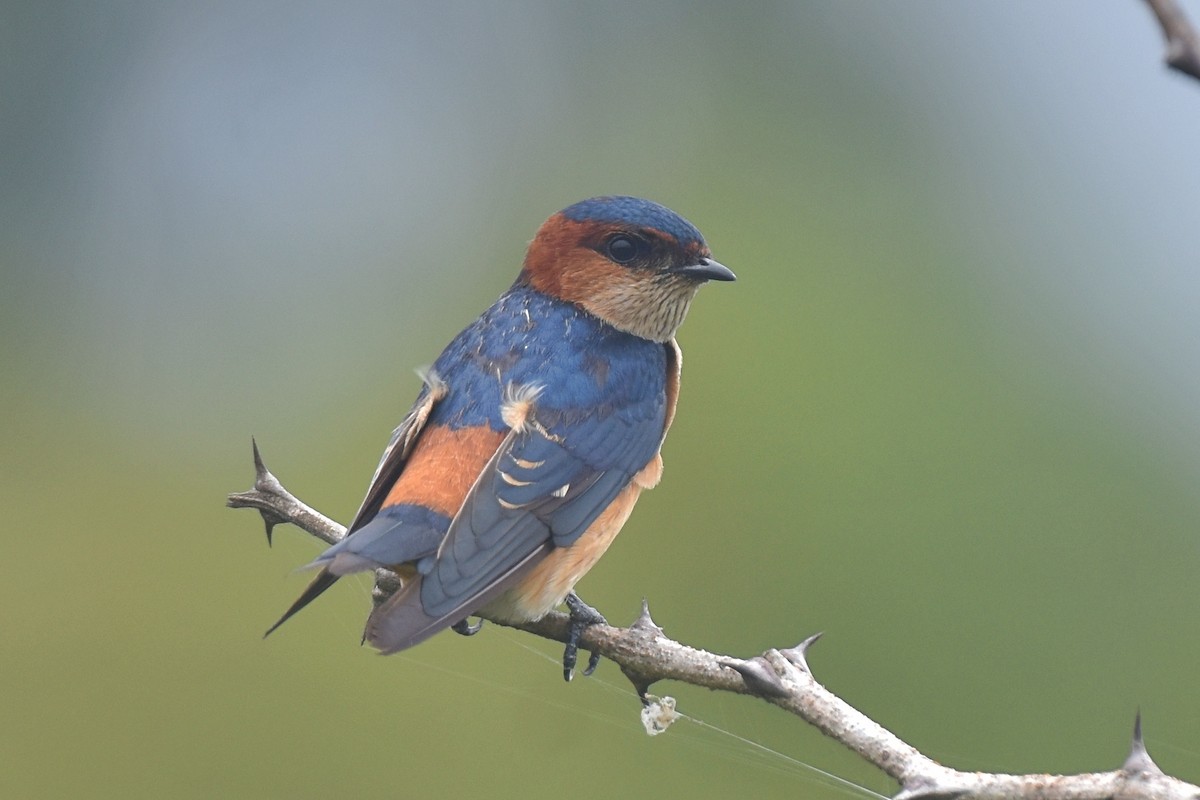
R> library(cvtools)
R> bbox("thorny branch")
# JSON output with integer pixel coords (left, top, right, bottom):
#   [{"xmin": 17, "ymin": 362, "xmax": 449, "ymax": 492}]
[
  {"xmin": 1143, "ymin": 0, "xmax": 1200, "ymax": 81},
  {"xmin": 229, "ymin": 442, "xmax": 1198, "ymax": 800}
]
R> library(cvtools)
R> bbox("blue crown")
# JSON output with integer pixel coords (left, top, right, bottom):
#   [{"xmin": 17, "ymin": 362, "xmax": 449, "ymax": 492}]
[{"xmin": 560, "ymin": 196, "xmax": 705, "ymax": 247}]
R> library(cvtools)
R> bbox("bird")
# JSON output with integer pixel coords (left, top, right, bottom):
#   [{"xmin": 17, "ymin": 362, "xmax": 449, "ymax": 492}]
[{"xmin": 266, "ymin": 195, "xmax": 734, "ymax": 679}]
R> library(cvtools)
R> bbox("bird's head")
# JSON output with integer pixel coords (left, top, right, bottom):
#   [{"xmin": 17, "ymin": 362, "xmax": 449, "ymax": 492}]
[{"xmin": 518, "ymin": 196, "xmax": 735, "ymax": 342}]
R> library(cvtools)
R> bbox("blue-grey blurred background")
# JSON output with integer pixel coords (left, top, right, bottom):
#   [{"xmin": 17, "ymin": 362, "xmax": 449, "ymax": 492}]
[{"xmin": 4, "ymin": 2, "xmax": 1199, "ymax": 797}]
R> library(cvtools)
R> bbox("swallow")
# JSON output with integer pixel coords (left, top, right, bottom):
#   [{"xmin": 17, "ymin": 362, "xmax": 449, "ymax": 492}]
[{"xmin": 266, "ymin": 195, "xmax": 734, "ymax": 679}]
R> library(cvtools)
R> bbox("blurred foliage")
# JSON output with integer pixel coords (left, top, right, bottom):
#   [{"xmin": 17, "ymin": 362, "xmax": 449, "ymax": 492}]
[{"xmin": 3, "ymin": 2, "xmax": 1200, "ymax": 798}]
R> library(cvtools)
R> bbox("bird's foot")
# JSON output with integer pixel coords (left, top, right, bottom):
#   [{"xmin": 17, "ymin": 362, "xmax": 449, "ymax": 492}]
[
  {"xmin": 563, "ymin": 592, "xmax": 605, "ymax": 682},
  {"xmin": 451, "ymin": 618, "xmax": 484, "ymax": 636}
]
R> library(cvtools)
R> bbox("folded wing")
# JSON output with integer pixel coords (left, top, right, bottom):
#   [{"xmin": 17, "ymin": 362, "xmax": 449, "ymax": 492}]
[{"xmin": 365, "ymin": 391, "xmax": 663, "ymax": 653}]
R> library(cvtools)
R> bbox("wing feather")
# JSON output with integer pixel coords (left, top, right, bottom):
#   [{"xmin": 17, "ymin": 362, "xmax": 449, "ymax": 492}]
[
  {"xmin": 264, "ymin": 374, "xmax": 445, "ymax": 636},
  {"xmin": 347, "ymin": 372, "xmax": 447, "ymax": 533},
  {"xmin": 364, "ymin": 403, "xmax": 658, "ymax": 652}
]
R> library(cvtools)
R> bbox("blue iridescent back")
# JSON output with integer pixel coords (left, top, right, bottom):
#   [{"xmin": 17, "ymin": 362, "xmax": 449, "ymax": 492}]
[{"xmin": 427, "ymin": 285, "xmax": 667, "ymax": 473}]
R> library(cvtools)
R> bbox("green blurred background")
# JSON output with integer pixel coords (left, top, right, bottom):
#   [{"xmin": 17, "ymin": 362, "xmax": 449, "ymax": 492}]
[{"xmin": 4, "ymin": 2, "xmax": 1199, "ymax": 797}]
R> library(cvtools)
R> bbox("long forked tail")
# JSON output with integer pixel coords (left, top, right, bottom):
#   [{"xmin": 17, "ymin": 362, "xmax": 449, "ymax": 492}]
[{"xmin": 264, "ymin": 569, "xmax": 341, "ymax": 638}]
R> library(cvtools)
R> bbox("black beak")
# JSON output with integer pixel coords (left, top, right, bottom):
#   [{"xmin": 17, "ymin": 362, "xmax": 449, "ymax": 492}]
[{"xmin": 673, "ymin": 257, "xmax": 736, "ymax": 282}]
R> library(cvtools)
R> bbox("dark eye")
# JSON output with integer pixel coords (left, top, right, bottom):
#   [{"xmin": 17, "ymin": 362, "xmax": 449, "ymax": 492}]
[{"xmin": 604, "ymin": 234, "xmax": 642, "ymax": 265}]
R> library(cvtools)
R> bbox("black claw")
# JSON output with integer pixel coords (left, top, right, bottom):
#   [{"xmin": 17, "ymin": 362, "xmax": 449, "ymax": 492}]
[
  {"xmin": 451, "ymin": 618, "xmax": 484, "ymax": 636},
  {"xmin": 563, "ymin": 592, "xmax": 606, "ymax": 681}
]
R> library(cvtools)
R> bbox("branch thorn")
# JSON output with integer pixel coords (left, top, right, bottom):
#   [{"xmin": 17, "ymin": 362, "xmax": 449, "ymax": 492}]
[
  {"xmin": 250, "ymin": 438, "xmax": 287, "ymax": 545},
  {"xmin": 1122, "ymin": 709, "xmax": 1164, "ymax": 776},
  {"xmin": 720, "ymin": 656, "xmax": 789, "ymax": 698},
  {"xmin": 630, "ymin": 598, "xmax": 662, "ymax": 635},
  {"xmin": 780, "ymin": 631, "xmax": 824, "ymax": 673}
]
